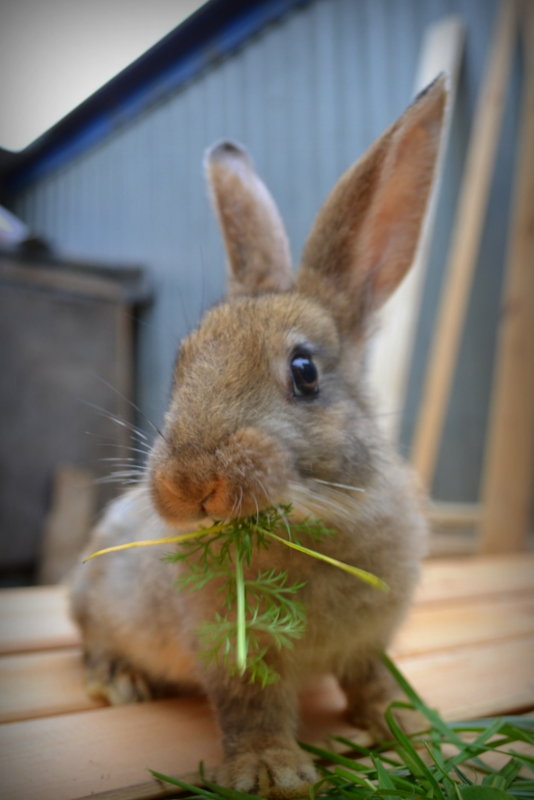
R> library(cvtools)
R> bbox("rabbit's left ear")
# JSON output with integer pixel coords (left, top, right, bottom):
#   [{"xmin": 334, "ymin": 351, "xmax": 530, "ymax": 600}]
[
  {"xmin": 206, "ymin": 141, "xmax": 293, "ymax": 298},
  {"xmin": 297, "ymin": 76, "xmax": 447, "ymax": 338}
]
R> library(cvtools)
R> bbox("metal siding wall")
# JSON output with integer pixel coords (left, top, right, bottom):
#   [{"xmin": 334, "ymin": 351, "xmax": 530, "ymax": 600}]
[{"xmin": 11, "ymin": 0, "xmax": 514, "ymax": 502}]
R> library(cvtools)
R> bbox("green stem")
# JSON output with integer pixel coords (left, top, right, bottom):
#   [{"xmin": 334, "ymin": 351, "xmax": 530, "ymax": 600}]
[
  {"xmin": 234, "ymin": 548, "xmax": 247, "ymax": 675},
  {"xmin": 264, "ymin": 531, "xmax": 389, "ymax": 592},
  {"xmin": 84, "ymin": 524, "xmax": 228, "ymax": 562}
]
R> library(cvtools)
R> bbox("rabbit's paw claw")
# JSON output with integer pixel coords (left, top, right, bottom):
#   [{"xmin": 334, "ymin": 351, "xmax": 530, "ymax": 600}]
[{"xmin": 216, "ymin": 747, "xmax": 317, "ymax": 798}]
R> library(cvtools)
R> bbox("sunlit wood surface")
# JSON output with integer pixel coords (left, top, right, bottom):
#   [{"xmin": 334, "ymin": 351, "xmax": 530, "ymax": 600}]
[{"xmin": 0, "ymin": 553, "xmax": 533, "ymax": 800}]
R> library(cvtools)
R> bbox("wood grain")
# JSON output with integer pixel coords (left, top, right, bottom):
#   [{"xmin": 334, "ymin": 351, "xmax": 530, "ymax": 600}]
[
  {"xmin": 414, "ymin": 552, "xmax": 534, "ymax": 604},
  {"xmin": 479, "ymin": 0, "xmax": 534, "ymax": 553},
  {"xmin": 411, "ymin": 0, "xmax": 518, "ymax": 488},
  {"xmin": 1, "ymin": 554, "xmax": 533, "ymax": 800},
  {"xmin": 0, "ymin": 586, "xmax": 80, "ymax": 655},
  {"xmin": 1, "ymin": 635, "xmax": 532, "ymax": 800},
  {"xmin": 0, "ymin": 649, "xmax": 103, "ymax": 723},
  {"xmin": 1, "ymin": 590, "xmax": 532, "ymax": 725}
]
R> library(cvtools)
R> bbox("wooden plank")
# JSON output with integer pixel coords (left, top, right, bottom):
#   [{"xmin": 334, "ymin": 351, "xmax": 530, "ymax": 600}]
[
  {"xmin": 302, "ymin": 636, "xmax": 534, "ymax": 725},
  {"xmin": 0, "ymin": 649, "xmax": 103, "ymax": 723},
  {"xmin": 1, "ymin": 555, "xmax": 532, "ymax": 655},
  {"xmin": 0, "ymin": 697, "xmax": 221, "ymax": 800},
  {"xmin": 0, "ymin": 586, "xmax": 79, "ymax": 655},
  {"xmin": 402, "ymin": 635, "xmax": 534, "ymax": 720},
  {"xmin": 427, "ymin": 501, "xmax": 481, "ymax": 527},
  {"xmin": 479, "ymin": 0, "xmax": 534, "ymax": 553},
  {"xmin": 2, "ymin": 590, "xmax": 532, "ymax": 725},
  {"xmin": 411, "ymin": 0, "xmax": 518, "ymax": 488},
  {"xmin": 1, "ymin": 636, "xmax": 532, "ymax": 800},
  {"xmin": 427, "ymin": 530, "xmax": 477, "ymax": 558},
  {"xmin": 369, "ymin": 15, "xmax": 464, "ymax": 441},
  {"xmin": 393, "ymin": 594, "xmax": 534, "ymax": 657},
  {"xmin": 414, "ymin": 553, "xmax": 534, "ymax": 604}
]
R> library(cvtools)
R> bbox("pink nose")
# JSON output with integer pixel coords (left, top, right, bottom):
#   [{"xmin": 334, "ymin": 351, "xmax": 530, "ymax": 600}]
[
  {"xmin": 149, "ymin": 426, "xmax": 292, "ymax": 523},
  {"xmin": 151, "ymin": 469, "xmax": 231, "ymax": 521}
]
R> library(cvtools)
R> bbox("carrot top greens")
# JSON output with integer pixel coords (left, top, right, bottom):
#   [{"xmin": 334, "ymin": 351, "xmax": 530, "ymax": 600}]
[{"xmin": 86, "ymin": 503, "xmax": 387, "ymax": 684}]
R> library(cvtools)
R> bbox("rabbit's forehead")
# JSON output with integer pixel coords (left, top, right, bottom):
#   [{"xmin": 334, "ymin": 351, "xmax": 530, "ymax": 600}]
[{"xmin": 195, "ymin": 294, "xmax": 340, "ymax": 355}]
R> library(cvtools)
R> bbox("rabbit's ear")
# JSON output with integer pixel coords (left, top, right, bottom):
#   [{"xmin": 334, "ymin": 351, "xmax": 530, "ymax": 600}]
[
  {"xmin": 297, "ymin": 76, "xmax": 447, "ymax": 338},
  {"xmin": 206, "ymin": 142, "xmax": 293, "ymax": 297}
]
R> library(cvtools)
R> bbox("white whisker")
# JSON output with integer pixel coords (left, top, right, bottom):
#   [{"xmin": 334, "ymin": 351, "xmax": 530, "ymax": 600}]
[{"xmin": 312, "ymin": 478, "xmax": 365, "ymax": 492}]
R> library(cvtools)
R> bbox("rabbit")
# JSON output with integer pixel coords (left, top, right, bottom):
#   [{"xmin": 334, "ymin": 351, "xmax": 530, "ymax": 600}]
[{"xmin": 70, "ymin": 76, "xmax": 446, "ymax": 798}]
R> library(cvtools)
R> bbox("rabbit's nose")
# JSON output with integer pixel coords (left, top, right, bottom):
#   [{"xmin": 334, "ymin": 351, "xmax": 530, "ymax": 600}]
[
  {"xmin": 199, "ymin": 487, "xmax": 216, "ymax": 516},
  {"xmin": 151, "ymin": 469, "xmax": 225, "ymax": 522}
]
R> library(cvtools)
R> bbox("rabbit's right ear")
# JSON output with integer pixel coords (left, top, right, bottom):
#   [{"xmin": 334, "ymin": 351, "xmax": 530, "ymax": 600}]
[
  {"xmin": 297, "ymin": 77, "xmax": 447, "ymax": 340},
  {"xmin": 206, "ymin": 142, "xmax": 293, "ymax": 298}
]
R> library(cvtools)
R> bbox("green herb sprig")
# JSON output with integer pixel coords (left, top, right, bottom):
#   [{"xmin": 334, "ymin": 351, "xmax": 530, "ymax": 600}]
[
  {"xmin": 85, "ymin": 504, "xmax": 388, "ymax": 685},
  {"xmin": 164, "ymin": 505, "xmax": 332, "ymax": 686}
]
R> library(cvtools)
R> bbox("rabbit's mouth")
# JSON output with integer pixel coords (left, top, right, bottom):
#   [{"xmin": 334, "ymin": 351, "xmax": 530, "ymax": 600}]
[{"xmin": 149, "ymin": 425, "xmax": 295, "ymax": 524}]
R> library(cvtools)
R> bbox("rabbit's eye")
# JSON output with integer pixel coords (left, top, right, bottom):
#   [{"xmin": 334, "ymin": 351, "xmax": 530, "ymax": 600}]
[{"xmin": 290, "ymin": 352, "xmax": 319, "ymax": 398}]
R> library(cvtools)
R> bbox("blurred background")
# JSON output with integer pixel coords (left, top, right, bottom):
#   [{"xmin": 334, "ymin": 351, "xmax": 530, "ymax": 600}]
[{"xmin": 0, "ymin": 0, "xmax": 529, "ymax": 585}]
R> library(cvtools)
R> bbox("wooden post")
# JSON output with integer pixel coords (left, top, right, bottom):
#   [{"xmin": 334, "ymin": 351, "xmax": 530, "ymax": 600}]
[
  {"xmin": 410, "ymin": 0, "xmax": 517, "ymax": 488},
  {"xmin": 478, "ymin": 0, "xmax": 534, "ymax": 553},
  {"xmin": 38, "ymin": 466, "xmax": 95, "ymax": 584}
]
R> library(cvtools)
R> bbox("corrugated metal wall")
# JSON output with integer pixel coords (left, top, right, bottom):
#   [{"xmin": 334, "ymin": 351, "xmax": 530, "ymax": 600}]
[{"xmin": 11, "ymin": 0, "xmax": 518, "ymax": 502}]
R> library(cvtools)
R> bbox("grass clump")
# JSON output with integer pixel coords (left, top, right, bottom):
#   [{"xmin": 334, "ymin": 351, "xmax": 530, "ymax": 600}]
[{"xmin": 150, "ymin": 655, "xmax": 534, "ymax": 799}]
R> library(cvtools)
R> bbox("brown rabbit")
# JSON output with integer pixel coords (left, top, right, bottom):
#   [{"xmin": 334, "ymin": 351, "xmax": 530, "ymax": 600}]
[{"xmin": 70, "ymin": 77, "xmax": 446, "ymax": 798}]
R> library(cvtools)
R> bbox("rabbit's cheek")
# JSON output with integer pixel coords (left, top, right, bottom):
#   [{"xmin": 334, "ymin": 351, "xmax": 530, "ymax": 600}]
[{"xmin": 212, "ymin": 426, "xmax": 294, "ymax": 516}]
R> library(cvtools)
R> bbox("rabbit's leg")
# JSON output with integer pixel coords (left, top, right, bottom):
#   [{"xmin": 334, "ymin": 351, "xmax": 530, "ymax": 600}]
[
  {"xmin": 209, "ymin": 675, "xmax": 317, "ymax": 798},
  {"xmin": 83, "ymin": 649, "xmax": 167, "ymax": 705},
  {"xmin": 339, "ymin": 655, "xmax": 425, "ymax": 742}
]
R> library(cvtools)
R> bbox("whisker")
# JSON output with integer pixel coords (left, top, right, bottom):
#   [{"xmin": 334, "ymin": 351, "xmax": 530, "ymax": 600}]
[
  {"xmin": 84, "ymin": 431, "xmax": 152, "ymax": 450},
  {"xmin": 230, "ymin": 485, "xmax": 243, "ymax": 518},
  {"xmin": 312, "ymin": 479, "xmax": 365, "ymax": 493},
  {"xmin": 82, "ymin": 400, "xmax": 151, "ymax": 442},
  {"xmin": 278, "ymin": 507, "xmax": 293, "ymax": 540},
  {"xmin": 99, "ymin": 456, "xmax": 144, "ymax": 463},
  {"xmin": 252, "ymin": 493, "xmax": 260, "ymax": 524},
  {"xmin": 99, "ymin": 462, "xmax": 148, "ymax": 476},
  {"xmin": 95, "ymin": 477, "xmax": 142, "ymax": 486},
  {"xmin": 285, "ymin": 481, "xmax": 360, "ymax": 529},
  {"xmin": 93, "ymin": 442, "xmax": 153, "ymax": 460},
  {"xmin": 87, "ymin": 372, "xmax": 166, "ymax": 442},
  {"xmin": 95, "ymin": 468, "xmax": 147, "ymax": 486}
]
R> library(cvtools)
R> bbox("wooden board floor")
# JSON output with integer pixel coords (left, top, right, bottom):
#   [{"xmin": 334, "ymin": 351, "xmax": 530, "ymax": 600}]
[{"xmin": 0, "ymin": 553, "xmax": 533, "ymax": 800}]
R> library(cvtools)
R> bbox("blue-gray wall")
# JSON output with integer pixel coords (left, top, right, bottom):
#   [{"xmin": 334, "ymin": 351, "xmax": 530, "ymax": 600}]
[{"xmin": 10, "ymin": 0, "xmax": 519, "ymax": 502}]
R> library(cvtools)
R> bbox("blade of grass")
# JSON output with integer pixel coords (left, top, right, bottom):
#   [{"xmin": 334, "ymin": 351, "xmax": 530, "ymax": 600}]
[
  {"xmin": 328, "ymin": 735, "xmax": 404, "ymax": 767},
  {"xmin": 483, "ymin": 757, "xmax": 522, "ymax": 789},
  {"xmin": 149, "ymin": 768, "xmax": 218, "ymax": 797},
  {"xmin": 371, "ymin": 755, "xmax": 397, "ymax": 789},
  {"xmin": 384, "ymin": 702, "xmax": 444, "ymax": 795},
  {"xmin": 299, "ymin": 741, "xmax": 375, "ymax": 772},
  {"xmin": 457, "ymin": 787, "xmax": 515, "ymax": 799}
]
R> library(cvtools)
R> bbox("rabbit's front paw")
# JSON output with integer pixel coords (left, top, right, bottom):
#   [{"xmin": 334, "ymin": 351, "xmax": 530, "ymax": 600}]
[
  {"xmin": 215, "ymin": 745, "xmax": 317, "ymax": 798},
  {"xmin": 84, "ymin": 655, "xmax": 155, "ymax": 705}
]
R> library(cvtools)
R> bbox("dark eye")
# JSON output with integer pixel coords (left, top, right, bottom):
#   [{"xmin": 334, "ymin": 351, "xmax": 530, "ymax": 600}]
[{"xmin": 290, "ymin": 352, "xmax": 319, "ymax": 398}]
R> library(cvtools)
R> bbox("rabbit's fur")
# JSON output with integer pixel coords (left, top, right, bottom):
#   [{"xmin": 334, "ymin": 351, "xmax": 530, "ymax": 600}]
[{"xmin": 70, "ymin": 78, "xmax": 446, "ymax": 798}]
